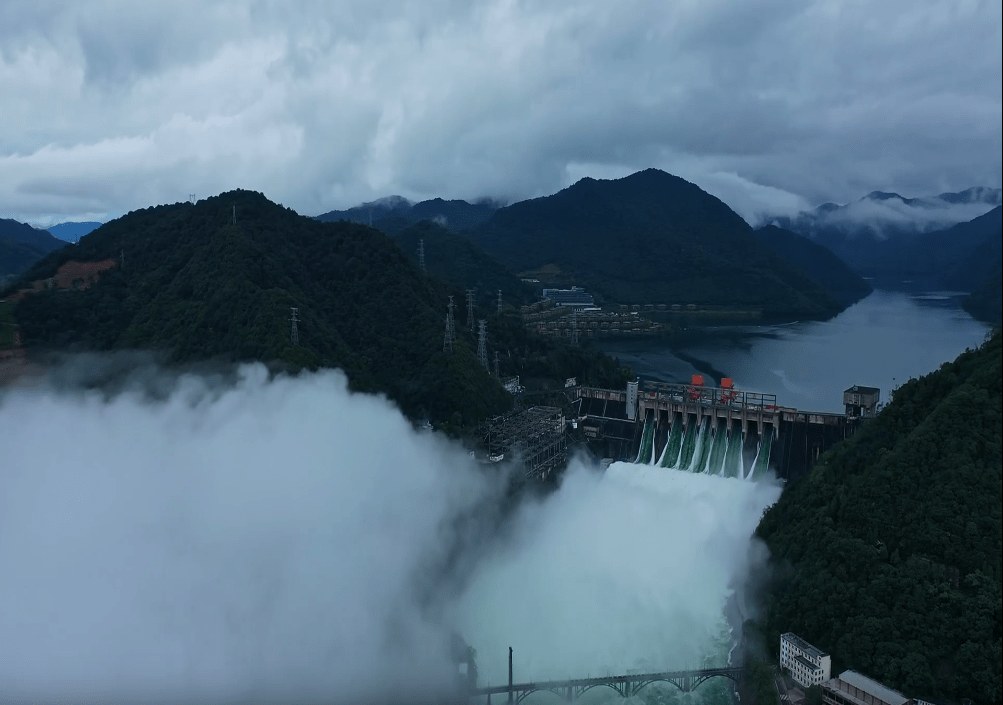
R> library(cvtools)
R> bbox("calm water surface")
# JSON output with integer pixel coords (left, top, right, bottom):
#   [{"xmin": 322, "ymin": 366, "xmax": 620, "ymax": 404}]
[{"xmin": 597, "ymin": 290, "xmax": 991, "ymax": 413}]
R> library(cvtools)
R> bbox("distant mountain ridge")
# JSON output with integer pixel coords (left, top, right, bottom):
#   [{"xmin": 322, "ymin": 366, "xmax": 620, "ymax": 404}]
[
  {"xmin": 772, "ymin": 187, "xmax": 1002, "ymax": 288},
  {"xmin": 316, "ymin": 196, "xmax": 498, "ymax": 235},
  {"xmin": 46, "ymin": 221, "xmax": 103, "ymax": 243},
  {"xmin": 797, "ymin": 186, "xmax": 1000, "ymax": 221},
  {"xmin": 0, "ymin": 218, "xmax": 67, "ymax": 282},
  {"xmin": 466, "ymin": 169, "xmax": 846, "ymax": 318}
]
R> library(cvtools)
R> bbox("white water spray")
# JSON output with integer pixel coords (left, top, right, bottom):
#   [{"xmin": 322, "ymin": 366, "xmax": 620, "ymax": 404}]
[
  {"xmin": 453, "ymin": 462, "xmax": 781, "ymax": 687},
  {"xmin": 1, "ymin": 362, "xmax": 782, "ymax": 704}
]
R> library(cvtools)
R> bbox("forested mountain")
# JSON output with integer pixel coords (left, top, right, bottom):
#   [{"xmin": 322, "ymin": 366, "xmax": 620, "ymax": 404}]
[
  {"xmin": 468, "ymin": 169, "xmax": 843, "ymax": 318},
  {"xmin": 756, "ymin": 331, "xmax": 1002, "ymax": 703},
  {"xmin": 393, "ymin": 221, "xmax": 537, "ymax": 308},
  {"xmin": 774, "ymin": 193, "xmax": 1002, "ymax": 288},
  {"xmin": 5, "ymin": 191, "xmax": 512, "ymax": 424},
  {"xmin": 942, "ymin": 224, "xmax": 1003, "ymax": 293},
  {"xmin": 46, "ymin": 221, "xmax": 103, "ymax": 243},
  {"xmin": 0, "ymin": 218, "xmax": 67, "ymax": 281},
  {"xmin": 316, "ymin": 196, "xmax": 497, "ymax": 236},
  {"xmin": 963, "ymin": 258, "xmax": 1003, "ymax": 325},
  {"xmin": 754, "ymin": 225, "xmax": 872, "ymax": 307},
  {"xmin": 838, "ymin": 206, "xmax": 1002, "ymax": 287}
]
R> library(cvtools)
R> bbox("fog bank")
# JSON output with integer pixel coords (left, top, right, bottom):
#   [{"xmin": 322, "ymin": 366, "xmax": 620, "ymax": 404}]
[
  {"xmin": 1, "ymin": 362, "xmax": 779, "ymax": 703},
  {"xmin": 0, "ymin": 365, "xmax": 497, "ymax": 704}
]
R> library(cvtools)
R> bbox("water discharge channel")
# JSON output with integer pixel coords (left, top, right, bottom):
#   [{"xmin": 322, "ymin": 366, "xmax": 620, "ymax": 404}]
[{"xmin": 454, "ymin": 458, "xmax": 781, "ymax": 703}]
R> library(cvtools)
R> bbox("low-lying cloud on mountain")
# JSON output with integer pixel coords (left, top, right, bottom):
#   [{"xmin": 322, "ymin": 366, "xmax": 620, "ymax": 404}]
[{"xmin": 814, "ymin": 189, "xmax": 1002, "ymax": 235}]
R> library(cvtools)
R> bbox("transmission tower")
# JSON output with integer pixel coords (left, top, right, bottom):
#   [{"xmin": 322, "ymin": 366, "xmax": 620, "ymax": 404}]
[
  {"xmin": 497, "ymin": 289, "xmax": 503, "ymax": 314},
  {"xmin": 189, "ymin": 193, "xmax": 196, "ymax": 204},
  {"xmin": 466, "ymin": 289, "xmax": 475, "ymax": 331},
  {"xmin": 443, "ymin": 296, "xmax": 456, "ymax": 353},
  {"xmin": 571, "ymin": 309, "xmax": 579, "ymax": 347},
  {"xmin": 494, "ymin": 350, "xmax": 500, "ymax": 378},
  {"xmin": 290, "ymin": 307, "xmax": 300, "ymax": 346},
  {"xmin": 477, "ymin": 320, "xmax": 488, "ymax": 369},
  {"xmin": 418, "ymin": 239, "xmax": 426, "ymax": 274}
]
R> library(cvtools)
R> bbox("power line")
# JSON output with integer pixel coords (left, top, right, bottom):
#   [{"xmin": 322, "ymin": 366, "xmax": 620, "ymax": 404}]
[
  {"xmin": 443, "ymin": 296, "xmax": 456, "ymax": 353},
  {"xmin": 466, "ymin": 289, "xmax": 476, "ymax": 331},
  {"xmin": 477, "ymin": 319, "xmax": 488, "ymax": 369},
  {"xmin": 290, "ymin": 307, "xmax": 300, "ymax": 346}
]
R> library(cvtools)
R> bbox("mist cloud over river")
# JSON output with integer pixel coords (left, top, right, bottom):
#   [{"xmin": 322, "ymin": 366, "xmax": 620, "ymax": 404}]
[{"xmin": 0, "ymin": 363, "xmax": 778, "ymax": 704}]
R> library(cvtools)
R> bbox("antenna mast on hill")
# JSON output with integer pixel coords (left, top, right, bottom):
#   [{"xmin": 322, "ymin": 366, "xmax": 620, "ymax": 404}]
[
  {"xmin": 477, "ymin": 320, "xmax": 488, "ymax": 369},
  {"xmin": 443, "ymin": 296, "xmax": 456, "ymax": 353},
  {"xmin": 418, "ymin": 239, "xmax": 426, "ymax": 274},
  {"xmin": 497, "ymin": 289, "xmax": 503, "ymax": 314},
  {"xmin": 290, "ymin": 307, "xmax": 300, "ymax": 346},
  {"xmin": 466, "ymin": 289, "xmax": 475, "ymax": 331}
]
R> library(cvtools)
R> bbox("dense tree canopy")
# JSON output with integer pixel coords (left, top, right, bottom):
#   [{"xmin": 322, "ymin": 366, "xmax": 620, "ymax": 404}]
[
  {"xmin": 6, "ymin": 190, "xmax": 633, "ymax": 427},
  {"xmin": 8, "ymin": 191, "xmax": 512, "ymax": 424},
  {"xmin": 392, "ymin": 220, "xmax": 537, "ymax": 309},
  {"xmin": 755, "ymin": 225, "xmax": 872, "ymax": 307},
  {"xmin": 469, "ymin": 169, "xmax": 845, "ymax": 318},
  {"xmin": 757, "ymin": 331, "xmax": 1002, "ymax": 704}
]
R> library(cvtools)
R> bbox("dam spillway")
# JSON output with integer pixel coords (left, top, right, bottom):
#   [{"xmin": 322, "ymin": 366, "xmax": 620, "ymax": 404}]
[{"xmin": 577, "ymin": 379, "xmax": 864, "ymax": 481}]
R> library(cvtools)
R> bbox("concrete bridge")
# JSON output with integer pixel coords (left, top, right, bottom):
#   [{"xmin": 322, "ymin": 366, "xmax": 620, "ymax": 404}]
[{"xmin": 469, "ymin": 666, "xmax": 745, "ymax": 703}]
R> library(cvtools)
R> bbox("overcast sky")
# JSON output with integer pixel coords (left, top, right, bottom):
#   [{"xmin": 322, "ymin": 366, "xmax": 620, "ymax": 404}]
[{"xmin": 2, "ymin": 0, "xmax": 1000, "ymax": 226}]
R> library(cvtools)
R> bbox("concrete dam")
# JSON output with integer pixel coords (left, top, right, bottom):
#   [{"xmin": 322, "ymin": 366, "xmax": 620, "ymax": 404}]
[{"xmin": 576, "ymin": 378, "xmax": 879, "ymax": 481}]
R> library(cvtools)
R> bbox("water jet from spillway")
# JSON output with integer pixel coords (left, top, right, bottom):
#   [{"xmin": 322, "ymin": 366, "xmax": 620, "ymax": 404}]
[{"xmin": 451, "ymin": 460, "xmax": 781, "ymax": 689}]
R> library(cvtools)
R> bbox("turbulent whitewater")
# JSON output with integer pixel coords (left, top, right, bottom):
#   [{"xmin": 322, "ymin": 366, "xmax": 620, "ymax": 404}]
[{"xmin": 452, "ymin": 461, "xmax": 781, "ymax": 689}]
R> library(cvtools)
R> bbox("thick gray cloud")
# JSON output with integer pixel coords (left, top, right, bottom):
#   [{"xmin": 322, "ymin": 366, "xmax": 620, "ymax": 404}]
[{"xmin": 1, "ymin": 0, "xmax": 1000, "ymax": 226}]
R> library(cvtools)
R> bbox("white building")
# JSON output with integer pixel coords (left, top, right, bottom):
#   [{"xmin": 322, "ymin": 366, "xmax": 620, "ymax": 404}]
[{"xmin": 781, "ymin": 632, "xmax": 831, "ymax": 688}]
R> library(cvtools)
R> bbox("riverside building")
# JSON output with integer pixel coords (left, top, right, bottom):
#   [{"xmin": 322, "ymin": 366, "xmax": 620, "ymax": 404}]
[{"xmin": 780, "ymin": 632, "xmax": 831, "ymax": 688}]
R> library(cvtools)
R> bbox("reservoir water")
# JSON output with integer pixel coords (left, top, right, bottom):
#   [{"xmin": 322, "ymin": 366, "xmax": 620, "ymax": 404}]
[{"xmin": 597, "ymin": 290, "xmax": 991, "ymax": 413}]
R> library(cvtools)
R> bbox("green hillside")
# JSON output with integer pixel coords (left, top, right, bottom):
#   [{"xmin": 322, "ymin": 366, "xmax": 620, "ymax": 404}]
[
  {"xmin": 0, "ymin": 217, "xmax": 67, "ymax": 281},
  {"xmin": 755, "ymin": 225, "xmax": 872, "ymax": 307},
  {"xmin": 393, "ymin": 221, "xmax": 537, "ymax": 308},
  {"xmin": 757, "ymin": 331, "xmax": 1002, "ymax": 703},
  {"xmin": 7, "ymin": 191, "xmax": 511, "ymax": 424},
  {"xmin": 963, "ymin": 257, "xmax": 1003, "ymax": 325},
  {"xmin": 469, "ymin": 169, "xmax": 843, "ymax": 319}
]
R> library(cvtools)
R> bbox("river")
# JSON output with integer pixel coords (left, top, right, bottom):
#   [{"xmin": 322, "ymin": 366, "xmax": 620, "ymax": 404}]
[{"xmin": 596, "ymin": 290, "xmax": 991, "ymax": 413}]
